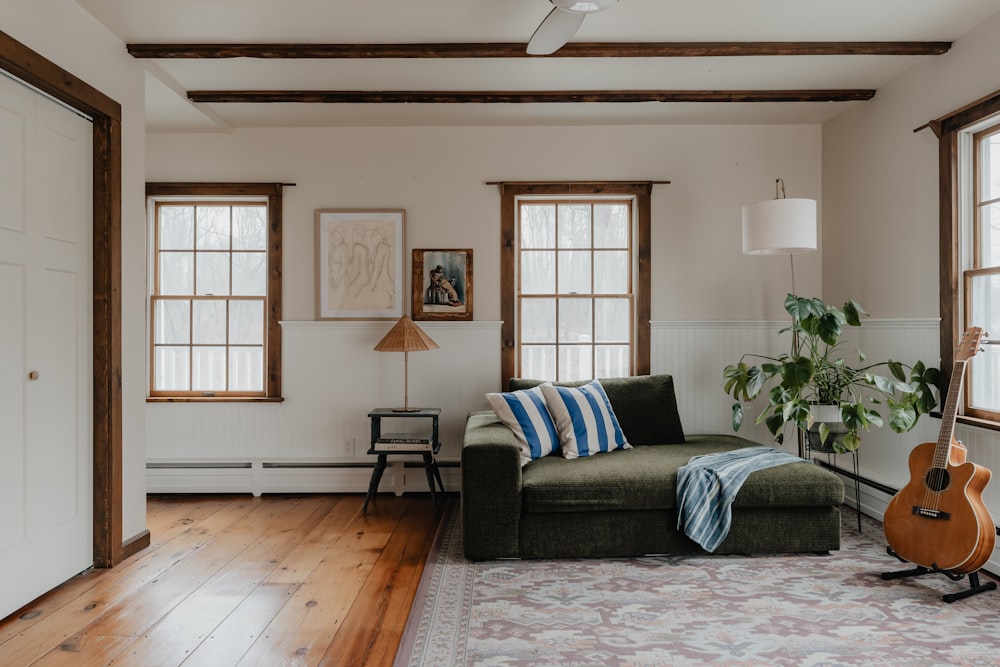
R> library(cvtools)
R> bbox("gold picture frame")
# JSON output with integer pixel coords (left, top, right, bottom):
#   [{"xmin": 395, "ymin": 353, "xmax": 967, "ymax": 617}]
[{"xmin": 412, "ymin": 249, "xmax": 473, "ymax": 321}]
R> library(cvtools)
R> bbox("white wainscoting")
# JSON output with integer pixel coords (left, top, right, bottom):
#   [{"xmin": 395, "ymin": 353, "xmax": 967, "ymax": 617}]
[{"xmin": 146, "ymin": 320, "xmax": 501, "ymax": 495}]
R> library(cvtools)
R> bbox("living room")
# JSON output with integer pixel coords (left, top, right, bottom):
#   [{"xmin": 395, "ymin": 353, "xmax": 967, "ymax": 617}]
[{"xmin": 3, "ymin": 0, "xmax": 1000, "ymax": 661}]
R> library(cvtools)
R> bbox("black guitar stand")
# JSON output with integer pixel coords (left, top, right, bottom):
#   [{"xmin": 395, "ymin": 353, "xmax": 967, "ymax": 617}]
[{"xmin": 882, "ymin": 547, "xmax": 997, "ymax": 603}]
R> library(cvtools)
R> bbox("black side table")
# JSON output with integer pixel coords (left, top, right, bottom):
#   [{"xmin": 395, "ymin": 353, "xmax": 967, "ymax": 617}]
[{"xmin": 364, "ymin": 408, "xmax": 445, "ymax": 513}]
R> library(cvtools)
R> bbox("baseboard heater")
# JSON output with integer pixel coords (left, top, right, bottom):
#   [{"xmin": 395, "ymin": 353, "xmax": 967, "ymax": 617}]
[{"xmin": 816, "ymin": 459, "xmax": 1000, "ymax": 537}]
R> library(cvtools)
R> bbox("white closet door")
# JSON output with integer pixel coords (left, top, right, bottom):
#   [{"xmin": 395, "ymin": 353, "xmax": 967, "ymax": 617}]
[{"xmin": 0, "ymin": 72, "xmax": 93, "ymax": 619}]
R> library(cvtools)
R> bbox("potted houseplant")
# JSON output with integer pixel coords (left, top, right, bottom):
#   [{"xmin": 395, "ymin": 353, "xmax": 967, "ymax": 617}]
[{"xmin": 722, "ymin": 295, "xmax": 940, "ymax": 453}]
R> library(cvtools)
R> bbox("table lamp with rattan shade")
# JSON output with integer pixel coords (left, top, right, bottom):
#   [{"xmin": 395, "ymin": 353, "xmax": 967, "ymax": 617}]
[{"xmin": 374, "ymin": 315, "xmax": 439, "ymax": 412}]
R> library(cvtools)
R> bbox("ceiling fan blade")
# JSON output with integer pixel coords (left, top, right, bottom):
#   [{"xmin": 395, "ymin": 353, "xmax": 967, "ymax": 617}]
[{"xmin": 527, "ymin": 7, "xmax": 586, "ymax": 55}]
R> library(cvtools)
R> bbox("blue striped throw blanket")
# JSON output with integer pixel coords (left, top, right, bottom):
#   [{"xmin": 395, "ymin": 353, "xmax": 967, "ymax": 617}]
[{"xmin": 676, "ymin": 446, "xmax": 803, "ymax": 552}]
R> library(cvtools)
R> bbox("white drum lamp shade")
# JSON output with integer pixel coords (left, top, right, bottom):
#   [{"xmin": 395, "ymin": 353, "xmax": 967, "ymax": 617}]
[{"xmin": 741, "ymin": 198, "xmax": 817, "ymax": 255}]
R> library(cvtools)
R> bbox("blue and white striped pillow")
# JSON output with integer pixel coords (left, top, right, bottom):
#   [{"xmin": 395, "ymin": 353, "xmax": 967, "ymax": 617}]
[
  {"xmin": 540, "ymin": 380, "xmax": 630, "ymax": 459},
  {"xmin": 486, "ymin": 386, "xmax": 559, "ymax": 466}
]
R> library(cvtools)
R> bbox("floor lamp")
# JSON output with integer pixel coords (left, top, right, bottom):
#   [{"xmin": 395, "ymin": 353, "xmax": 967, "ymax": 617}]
[
  {"xmin": 374, "ymin": 315, "xmax": 439, "ymax": 412},
  {"xmin": 741, "ymin": 178, "xmax": 818, "ymax": 455}
]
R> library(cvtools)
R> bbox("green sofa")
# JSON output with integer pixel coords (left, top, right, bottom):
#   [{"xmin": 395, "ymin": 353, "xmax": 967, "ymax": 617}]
[{"xmin": 461, "ymin": 374, "xmax": 844, "ymax": 561}]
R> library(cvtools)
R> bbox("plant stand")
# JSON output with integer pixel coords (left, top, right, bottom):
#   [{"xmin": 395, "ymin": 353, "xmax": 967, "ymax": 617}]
[{"xmin": 882, "ymin": 546, "xmax": 998, "ymax": 603}]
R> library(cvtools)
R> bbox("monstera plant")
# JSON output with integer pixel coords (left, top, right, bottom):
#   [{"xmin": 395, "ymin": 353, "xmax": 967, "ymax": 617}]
[{"xmin": 722, "ymin": 295, "xmax": 940, "ymax": 453}]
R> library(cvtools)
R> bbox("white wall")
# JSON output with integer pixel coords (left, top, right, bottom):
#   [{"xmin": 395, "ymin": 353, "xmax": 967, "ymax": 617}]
[
  {"xmin": 1, "ymin": 1, "xmax": 148, "ymax": 541},
  {"xmin": 145, "ymin": 124, "xmax": 821, "ymax": 485},
  {"xmin": 823, "ymin": 8, "xmax": 1000, "ymax": 565}
]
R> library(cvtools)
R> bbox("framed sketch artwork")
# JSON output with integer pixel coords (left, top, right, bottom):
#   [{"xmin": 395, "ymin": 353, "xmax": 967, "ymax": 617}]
[
  {"xmin": 412, "ymin": 249, "xmax": 473, "ymax": 321},
  {"xmin": 315, "ymin": 209, "xmax": 405, "ymax": 319}
]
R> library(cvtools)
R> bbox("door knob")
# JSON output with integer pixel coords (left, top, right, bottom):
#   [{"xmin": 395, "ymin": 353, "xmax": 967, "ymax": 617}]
[{"xmin": 28, "ymin": 370, "xmax": 39, "ymax": 381}]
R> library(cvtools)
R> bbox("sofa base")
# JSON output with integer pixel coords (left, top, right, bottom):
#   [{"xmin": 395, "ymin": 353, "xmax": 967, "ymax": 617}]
[{"xmin": 507, "ymin": 506, "xmax": 842, "ymax": 560}]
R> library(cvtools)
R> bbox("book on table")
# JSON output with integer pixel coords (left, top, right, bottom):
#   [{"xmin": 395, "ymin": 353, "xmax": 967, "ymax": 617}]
[{"xmin": 372, "ymin": 433, "xmax": 435, "ymax": 452}]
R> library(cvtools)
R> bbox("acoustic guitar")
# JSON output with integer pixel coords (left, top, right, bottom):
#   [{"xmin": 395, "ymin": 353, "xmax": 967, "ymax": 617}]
[{"xmin": 883, "ymin": 327, "xmax": 995, "ymax": 575}]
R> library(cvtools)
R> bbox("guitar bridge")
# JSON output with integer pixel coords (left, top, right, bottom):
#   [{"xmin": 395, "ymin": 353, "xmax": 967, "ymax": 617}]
[{"xmin": 912, "ymin": 507, "xmax": 951, "ymax": 520}]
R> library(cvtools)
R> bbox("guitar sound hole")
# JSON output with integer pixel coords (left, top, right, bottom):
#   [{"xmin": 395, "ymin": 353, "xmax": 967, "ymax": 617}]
[{"xmin": 924, "ymin": 468, "xmax": 950, "ymax": 492}]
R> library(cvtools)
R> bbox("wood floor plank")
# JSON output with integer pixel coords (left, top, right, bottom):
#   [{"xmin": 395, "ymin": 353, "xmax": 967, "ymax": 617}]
[
  {"xmin": 0, "ymin": 498, "xmax": 265, "ymax": 665},
  {"xmin": 0, "ymin": 494, "xmax": 446, "ymax": 667},
  {"xmin": 236, "ymin": 499, "xmax": 409, "ymax": 666},
  {"xmin": 144, "ymin": 495, "xmax": 233, "ymax": 548},
  {"xmin": 120, "ymin": 496, "xmax": 340, "ymax": 666},
  {"xmin": 320, "ymin": 498, "xmax": 442, "ymax": 667},
  {"xmin": 179, "ymin": 583, "xmax": 300, "ymax": 667},
  {"xmin": 264, "ymin": 497, "xmax": 362, "ymax": 585},
  {"xmin": 81, "ymin": 496, "xmax": 307, "ymax": 641}
]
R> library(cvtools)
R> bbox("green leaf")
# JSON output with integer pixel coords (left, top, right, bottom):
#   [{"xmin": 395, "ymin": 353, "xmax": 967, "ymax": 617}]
[
  {"xmin": 839, "ymin": 432, "xmax": 861, "ymax": 452},
  {"xmin": 764, "ymin": 413, "xmax": 786, "ymax": 439},
  {"xmin": 780, "ymin": 357, "xmax": 814, "ymax": 392},
  {"xmin": 816, "ymin": 312, "xmax": 844, "ymax": 346},
  {"xmin": 887, "ymin": 360, "xmax": 906, "ymax": 382},
  {"xmin": 818, "ymin": 422, "xmax": 830, "ymax": 445},
  {"xmin": 842, "ymin": 299, "xmax": 867, "ymax": 327},
  {"xmin": 732, "ymin": 402, "xmax": 744, "ymax": 431},
  {"xmin": 888, "ymin": 400, "xmax": 917, "ymax": 432}
]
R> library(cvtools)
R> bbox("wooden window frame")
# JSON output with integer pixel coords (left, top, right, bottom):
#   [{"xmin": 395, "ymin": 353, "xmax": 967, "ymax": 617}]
[
  {"xmin": 146, "ymin": 183, "xmax": 284, "ymax": 402},
  {"xmin": 933, "ymin": 90, "xmax": 1000, "ymax": 430},
  {"xmin": 499, "ymin": 182, "xmax": 652, "ymax": 390}
]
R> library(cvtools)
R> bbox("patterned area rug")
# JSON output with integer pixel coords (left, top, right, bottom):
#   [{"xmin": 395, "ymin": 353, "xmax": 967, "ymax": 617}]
[{"xmin": 395, "ymin": 505, "xmax": 1000, "ymax": 666}]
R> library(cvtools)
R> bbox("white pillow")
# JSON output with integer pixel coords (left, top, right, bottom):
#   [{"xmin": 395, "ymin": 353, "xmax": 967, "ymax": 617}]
[
  {"xmin": 540, "ymin": 380, "xmax": 631, "ymax": 459},
  {"xmin": 486, "ymin": 386, "xmax": 559, "ymax": 466}
]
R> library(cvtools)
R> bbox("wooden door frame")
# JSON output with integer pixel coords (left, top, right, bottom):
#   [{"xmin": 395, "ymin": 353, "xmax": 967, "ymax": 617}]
[{"xmin": 0, "ymin": 30, "xmax": 125, "ymax": 567}]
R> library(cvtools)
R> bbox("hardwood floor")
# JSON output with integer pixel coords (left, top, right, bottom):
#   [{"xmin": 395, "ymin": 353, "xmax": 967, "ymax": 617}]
[{"xmin": 0, "ymin": 493, "xmax": 447, "ymax": 666}]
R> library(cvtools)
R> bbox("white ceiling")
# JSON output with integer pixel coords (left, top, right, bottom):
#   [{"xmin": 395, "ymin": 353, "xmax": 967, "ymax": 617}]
[{"xmin": 76, "ymin": 0, "xmax": 1000, "ymax": 132}]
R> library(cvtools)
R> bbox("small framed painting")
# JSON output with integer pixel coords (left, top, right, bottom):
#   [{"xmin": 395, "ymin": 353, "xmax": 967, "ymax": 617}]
[
  {"xmin": 315, "ymin": 209, "xmax": 405, "ymax": 320},
  {"xmin": 412, "ymin": 249, "xmax": 473, "ymax": 321}
]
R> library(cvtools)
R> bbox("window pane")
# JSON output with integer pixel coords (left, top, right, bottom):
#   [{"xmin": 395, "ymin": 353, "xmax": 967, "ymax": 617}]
[
  {"xmin": 230, "ymin": 300, "xmax": 264, "ymax": 345},
  {"xmin": 158, "ymin": 206, "xmax": 194, "ymax": 250},
  {"xmin": 197, "ymin": 252, "xmax": 230, "ymax": 295},
  {"xmin": 159, "ymin": 252, "xmax": 193, "ymax": 295},
  {"xmin": 522, "ymin": 345, "xmax": 556, "ymax": 381},
  {"xmin": 154, "ymin": 299, "xmax": 190, "ymax": 344},
  {"xmin": 595, "ymin": 298, "xmax": 630, "ymax": 342},
  {"xmin": 559, "ymin": 345, "xmax": 592, "ymax": 381},
  {"xmin": 154, "ymin": 346, "xmax": 189, "ymax": 391},
  {"xmin": 594, "ymin": 204, "xmax": 629, "ymax": 248},
  {"xmin": 983, "ymin": 132, "xmax": 1000, "ymax": 201},
  {"xmin": 969, "ymin": 273, "xmax": 1000, "ymax": 412},
  {"xmin": 558, "ymin": 250, "xmax": 591, "ymax": 294},
  {"xmin": 520, "ymin": 204, "xmax": 555, "ymax": 249},
  {"xmin": 594, "ymin": 250, "xmax": 629, "ymax": 294},
  {"xmin": 521, "ymin": 298, "xmax": 556, "ymax": 343},
  {"xmin": 521, "ymin": 250, "xmax": 555, "ymax": 294},
  {"xmin": 595, "ymin": 345, "xmax": 630, "ymax": 378},
  {"xmin": 558, "ymin": 204, "xmax": 591, "ymax": 248},
  {"xmin": 232, "ymin": 206, "xmax": 267, "ymax": 250},
  {"xmin": 980, "ymin": 202, "xmax": 1000, "ymax": 268},
  {"xmin": 969, "ymin": 347, "xmax": 1000, "ymax": 413},
  {"xmin": 192, "ymin": 347, "xmax": 227, "ymax": 391},
  {"xmin": 233, "ymin": 251, "xmax": 267, "ymax": 295},
  {"xmin": 196, "ymin": 206, "xmax": 230, "ymax": 250},
  {"xmin": 193, "ymin": 300, "xmax": 227, "ymax": 344},
  {"xmin": 558, "ymin": 298, "xmax": 592, "ymax": 343},
  {"xmin": 229, "ymin": 347, "xmax": 264, "ymax": 392}
]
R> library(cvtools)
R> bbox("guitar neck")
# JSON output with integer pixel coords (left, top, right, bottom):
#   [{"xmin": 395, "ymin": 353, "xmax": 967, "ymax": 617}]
[{"xmin": 933, "ymin": 359, "xmax": 968, "ymax": 469}]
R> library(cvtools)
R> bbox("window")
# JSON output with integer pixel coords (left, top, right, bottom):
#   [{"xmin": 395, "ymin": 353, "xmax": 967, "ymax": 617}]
[
  {"xmin": 964, "ymin": 123, "xmax": 1000, "ymax": 420},
  {"xmin": 499, "ymin": 182, "xmax": 652, "ymax": 388},
  {"xmin": 146, "ymin": 183, "xmax": 283, "ymax": 400},
  {"xmin": 935, "ymin": 90, "xmax": 1000, "ymax": 427},
  {"xmin": 518, "ymin": 199, "xmax": 633, "ymax": 380}
]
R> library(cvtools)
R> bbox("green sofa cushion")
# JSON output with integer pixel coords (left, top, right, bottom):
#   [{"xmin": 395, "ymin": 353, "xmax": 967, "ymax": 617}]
[
  {"xmin": 521, "ymin": 435, "xmax": 844, "ymax": 513},
  {"xmin": 510, "ymin": 373, "xmax": 685, "ymax": 445}
]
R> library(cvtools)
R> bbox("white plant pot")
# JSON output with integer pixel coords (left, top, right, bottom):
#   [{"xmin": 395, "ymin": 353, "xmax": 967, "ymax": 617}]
[{"xmin": 808, "ymin": 404, "xmax": 847, "ymax": 453}]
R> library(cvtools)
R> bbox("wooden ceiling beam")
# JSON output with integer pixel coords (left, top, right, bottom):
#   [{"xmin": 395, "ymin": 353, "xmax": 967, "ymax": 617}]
[
  {"xmin": 187, "ymin": 89, "xmax": 876, "ymax": 104},
  {"xmin": 129, "ymin": 41, "xmax": 951, "ymax": 59}
]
